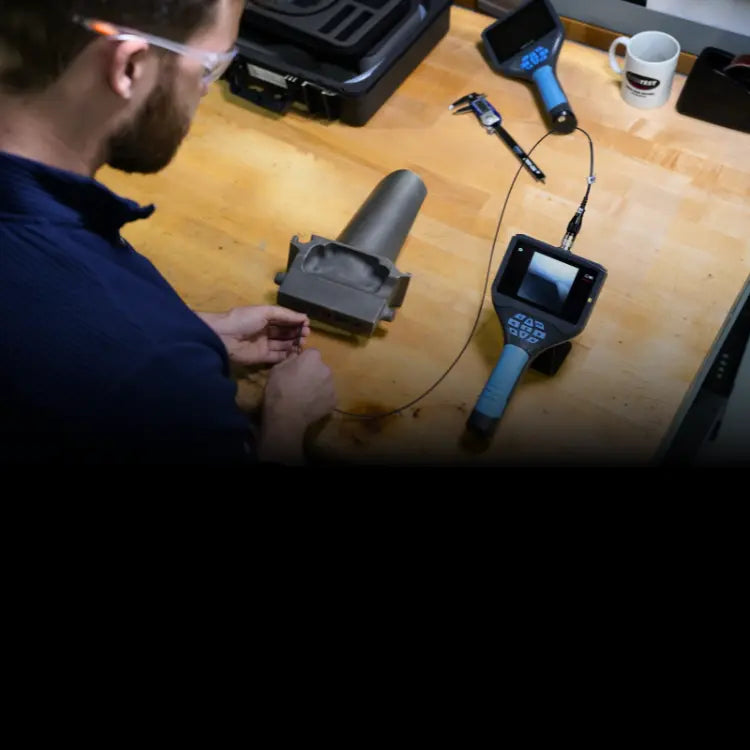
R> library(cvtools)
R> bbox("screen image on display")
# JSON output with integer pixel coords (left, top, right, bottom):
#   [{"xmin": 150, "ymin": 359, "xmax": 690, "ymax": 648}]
[{"xmin": 517, "ymin": 251, "xmax": 578, "ymax": 314}]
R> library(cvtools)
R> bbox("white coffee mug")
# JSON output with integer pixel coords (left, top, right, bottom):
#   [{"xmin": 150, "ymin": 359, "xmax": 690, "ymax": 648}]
[{"xmin": 609, "ymin": 30, "xmax": 681, "ymax": 109}]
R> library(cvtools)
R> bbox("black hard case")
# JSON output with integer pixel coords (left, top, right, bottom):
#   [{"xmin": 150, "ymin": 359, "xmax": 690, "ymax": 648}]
[{"xmin": 225, "ymin": 0, "xmax": 452, "ymax": 126}]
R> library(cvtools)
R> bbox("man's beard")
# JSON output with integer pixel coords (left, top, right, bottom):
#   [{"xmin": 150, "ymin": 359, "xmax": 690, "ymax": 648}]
[{"xmin": 107, "ymin": 77, "xmax": 191, "ymax": 175}]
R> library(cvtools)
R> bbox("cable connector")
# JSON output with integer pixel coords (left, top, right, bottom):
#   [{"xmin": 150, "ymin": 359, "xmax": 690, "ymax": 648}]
[{"xmin": 560, "ymin": 203, "xmax": 586, "ymax": 253}]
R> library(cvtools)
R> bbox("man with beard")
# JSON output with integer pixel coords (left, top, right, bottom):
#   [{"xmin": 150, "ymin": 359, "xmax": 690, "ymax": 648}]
[{"xmin": 0, "ymin": 1, "xmax": 337, "ymax": 464}]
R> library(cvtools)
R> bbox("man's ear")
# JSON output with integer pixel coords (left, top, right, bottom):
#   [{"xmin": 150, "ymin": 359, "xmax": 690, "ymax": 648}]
[{"xmin": 107, "ymin": 40, "xmax": 154, "ymax": 101}]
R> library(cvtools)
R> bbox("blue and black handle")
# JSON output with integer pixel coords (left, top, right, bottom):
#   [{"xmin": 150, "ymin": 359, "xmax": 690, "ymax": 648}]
[
  {"xmin": 531, "ymin": 65, "xmax": 577, "ymax": 134},
  {"xmin": 466, "ymin": 344, "xmax": 530, "ymax": 439}
]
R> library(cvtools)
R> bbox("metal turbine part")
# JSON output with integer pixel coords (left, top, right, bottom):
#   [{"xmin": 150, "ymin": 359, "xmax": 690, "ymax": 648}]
[{"xmin": 274, "ymin": 169, "xmax": 427, "ymax": 336}]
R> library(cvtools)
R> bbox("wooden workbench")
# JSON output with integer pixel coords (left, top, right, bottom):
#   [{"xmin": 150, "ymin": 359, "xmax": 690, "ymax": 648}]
[{"xmin": 100, "ymin": 5, "xmax": 750, "ymax": 466}]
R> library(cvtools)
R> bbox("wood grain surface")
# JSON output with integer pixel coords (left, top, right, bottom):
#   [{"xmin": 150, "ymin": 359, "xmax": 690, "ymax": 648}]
[{"xmin": 99, "ymin": 6, "xmax": 750, "ymax": 466}]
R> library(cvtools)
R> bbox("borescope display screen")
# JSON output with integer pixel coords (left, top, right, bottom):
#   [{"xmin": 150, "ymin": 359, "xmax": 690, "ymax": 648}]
[
  {"xmin": 497, "ymin": 243, "xmax": 600, "ymax": 323},
  {"xmin": 483, "ymin": 0, "xmax": 557, "ymax": 63}
]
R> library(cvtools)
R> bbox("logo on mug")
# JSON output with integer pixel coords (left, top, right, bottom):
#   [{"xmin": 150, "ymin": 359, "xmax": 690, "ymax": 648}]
[{"xmin": 626, "ymin": 72, "xmax": 661, "ymax": 91}]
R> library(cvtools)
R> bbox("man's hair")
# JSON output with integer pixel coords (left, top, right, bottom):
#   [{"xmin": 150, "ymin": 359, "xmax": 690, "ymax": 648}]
[{"xmin": 0, "ymin": 1, "xmax": 222, "ymax": 93}]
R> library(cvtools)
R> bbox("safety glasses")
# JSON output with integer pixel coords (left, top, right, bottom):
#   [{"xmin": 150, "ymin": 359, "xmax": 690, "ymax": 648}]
[{"xmin": 74, "ymin": 16, "xmax": 238, "ymax": 86}]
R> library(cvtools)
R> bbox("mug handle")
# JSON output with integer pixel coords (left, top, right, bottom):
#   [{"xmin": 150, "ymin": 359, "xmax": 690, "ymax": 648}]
[{"xmin": 608, "ymin": 36, "xmax": 630, "ymax": 75}]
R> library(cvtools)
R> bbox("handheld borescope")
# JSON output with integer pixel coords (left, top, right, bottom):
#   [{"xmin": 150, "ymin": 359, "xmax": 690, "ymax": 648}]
[
  {"xmin": 466, "ymin": 234, "xmax": 607, "ymax": 439},
  {"xmin": 481, "ymin": 0, "xmax": 577, "ymax": 134}
]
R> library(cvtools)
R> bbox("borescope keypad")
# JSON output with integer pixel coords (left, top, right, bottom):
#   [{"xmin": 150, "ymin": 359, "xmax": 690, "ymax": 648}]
[
  {"xmin": 520, "ymin": 46, "xmax": 550, "ymax": 72},
  {"xmin": 509, "ymin": 313, "xmax": 547, "ymax": 345}
]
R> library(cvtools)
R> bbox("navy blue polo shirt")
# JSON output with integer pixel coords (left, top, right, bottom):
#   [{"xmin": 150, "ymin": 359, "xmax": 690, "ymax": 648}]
[{"xmin": 0, "ymin": 150, "xmax": 255, "ymax": 464}]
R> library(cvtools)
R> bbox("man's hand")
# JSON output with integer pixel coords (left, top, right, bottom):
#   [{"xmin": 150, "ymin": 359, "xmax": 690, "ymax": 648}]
[
  {"xmin": 197, "ymin": 307, "xmax": 337, "ymax": 464},
  {"xmin": 260, "ymin": 348, "xmax": 337, "ymax": 464},
  {"xmin": 197, "ymin": 306, "xmax": 311, "ymax": 367}
]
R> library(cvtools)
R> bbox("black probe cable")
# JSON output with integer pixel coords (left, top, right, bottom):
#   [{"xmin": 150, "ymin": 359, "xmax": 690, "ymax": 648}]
[
  {"xmin": 561, "ymin": 127, "xmax": 595, "ymax": 252},
  {"xmin": 334, "ymin": 126, "xmax": 596, "ymax": 420}
]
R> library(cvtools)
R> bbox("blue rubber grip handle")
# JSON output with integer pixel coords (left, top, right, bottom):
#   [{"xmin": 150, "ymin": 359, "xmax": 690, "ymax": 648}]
[
  {"xmin": 473, "ymin": 344, "xmax": 530, "ymax": 423},
  {"xmin": 532, "ymin": 65, "xmax": 568, "ymax": 113}
]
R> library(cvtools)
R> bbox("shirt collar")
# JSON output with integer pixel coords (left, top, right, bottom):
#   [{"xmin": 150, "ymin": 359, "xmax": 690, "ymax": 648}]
[{"xmin": 0, "ymin": 150, "xmax": 155, "ymax": 233}]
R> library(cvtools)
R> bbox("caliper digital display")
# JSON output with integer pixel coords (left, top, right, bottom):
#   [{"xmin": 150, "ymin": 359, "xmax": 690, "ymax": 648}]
[{"xmin": 466, "ymin": 234, "xmax": 607, "ymax": 439}]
